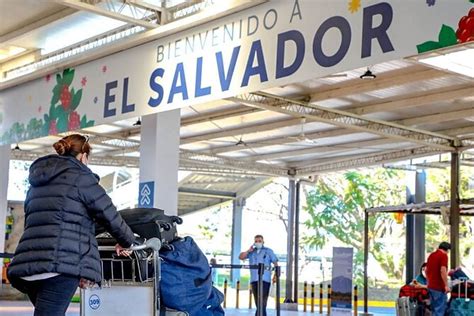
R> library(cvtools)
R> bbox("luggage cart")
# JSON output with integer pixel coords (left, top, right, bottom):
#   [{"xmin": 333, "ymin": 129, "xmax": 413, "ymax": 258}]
[{"xmin": 80, "ymin": 238, "xmax": 187, "ymax": 316}]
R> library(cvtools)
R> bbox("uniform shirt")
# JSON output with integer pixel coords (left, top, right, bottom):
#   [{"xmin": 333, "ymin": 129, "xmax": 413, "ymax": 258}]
[
  {"xmin": 426, "ymin": 249, "xmax": 448, "ymax": 291},
  {"xmin": 246, "ymin": 247, "xmax": 278, "ymax": 283}
]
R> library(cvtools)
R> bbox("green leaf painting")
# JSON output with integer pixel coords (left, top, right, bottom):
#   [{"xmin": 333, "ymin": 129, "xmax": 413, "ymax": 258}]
[
  {"xmin": 62, "ymin": 68, "xmax": 75, "ymax": 86},
  {"xmin": 71, "ymin": 89, "xmax": 82, "ymax": 111},
  {"xmin": 1, "ymin": 67, "xmax": 94, "ymax": 144},
  {"xmin": 438, "ymin": 25, "xmax": 458, "ymax": 47},
  {"xmin": 417, "ymin": 24, "xmax": 458, "ymax": 54}
]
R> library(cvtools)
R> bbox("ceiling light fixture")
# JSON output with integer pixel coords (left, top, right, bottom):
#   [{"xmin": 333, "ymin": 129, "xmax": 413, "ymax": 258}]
[
  {"xmin": 13, "ymin": 144, "xmax": 21, "ymax": 151},
  {"xmin": 360, "ymin": 67, "xmax": 376, "ymax": 79},
  {"xmin": 133, "ymin": 117, "xmax": 142, "ymax": 126}
]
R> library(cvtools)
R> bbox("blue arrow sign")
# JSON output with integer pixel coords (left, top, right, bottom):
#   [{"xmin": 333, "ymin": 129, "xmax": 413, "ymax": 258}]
[{"xmin": 139, "ymin": 181, "xmax": 154, "ymax": 208}]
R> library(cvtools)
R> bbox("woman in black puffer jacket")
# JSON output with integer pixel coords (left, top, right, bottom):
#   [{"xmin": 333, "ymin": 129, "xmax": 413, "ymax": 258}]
[{"xmin": 8, "ymin": 134, "xmax": 135, "ymax": 316}]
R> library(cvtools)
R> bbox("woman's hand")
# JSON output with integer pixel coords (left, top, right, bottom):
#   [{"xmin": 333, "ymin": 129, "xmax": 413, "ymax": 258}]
[
  {"xmin": 79, "ymin": 278, "xmax": 95, "ymax": 289},
  {"xmin": 115, "ymin": 243, "xmax": 132, "ymax": 257}
]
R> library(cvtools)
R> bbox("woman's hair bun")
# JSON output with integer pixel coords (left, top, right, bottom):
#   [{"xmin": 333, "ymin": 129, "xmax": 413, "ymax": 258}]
[{"xmin": 53, "ymin": 139, "xmax": 72, "ymax": 156}]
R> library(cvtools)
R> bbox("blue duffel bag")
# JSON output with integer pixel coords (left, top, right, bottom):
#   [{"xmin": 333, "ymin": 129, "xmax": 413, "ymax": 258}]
[{"xmin": 160, "ymin": 236, "xmax": 224, "ymax": 315}]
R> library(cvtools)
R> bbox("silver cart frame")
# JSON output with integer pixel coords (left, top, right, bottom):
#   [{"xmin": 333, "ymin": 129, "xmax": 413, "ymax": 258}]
[{"xmin": 80, "ymin": 238, "xmax": 186, "ymax": 316}]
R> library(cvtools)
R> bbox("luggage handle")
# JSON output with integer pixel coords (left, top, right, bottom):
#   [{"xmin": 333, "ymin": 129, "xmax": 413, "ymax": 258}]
[{"xmin": 458, "ymin": 277, "xmax": 469, "ymax": 302}]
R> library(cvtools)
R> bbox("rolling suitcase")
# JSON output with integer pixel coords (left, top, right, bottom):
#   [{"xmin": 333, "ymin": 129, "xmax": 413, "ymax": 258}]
[
  {"xmin": 396, "ymin": 296, "xmax": 418, "ymax": 316},
  {"xmin": 95, "ymin": 207, "xmax": 182, "ymax": 246},
  {"xmin": 449, "ymin": 279, "xmax": 474, "ymax": 316}
]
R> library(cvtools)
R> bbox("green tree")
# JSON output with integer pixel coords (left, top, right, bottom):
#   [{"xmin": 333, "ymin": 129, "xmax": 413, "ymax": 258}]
[
  {"xmin": 303, "ymin": 169, "xmax": 406, "ymax": 284},
  {"xmin": 425, "ymin": 166, "xmax": 474, "ymax": 263}
]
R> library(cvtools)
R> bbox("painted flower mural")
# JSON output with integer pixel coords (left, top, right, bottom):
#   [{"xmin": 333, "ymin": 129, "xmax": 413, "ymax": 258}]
[
  {"xmin": 417, "ymin": 6, "xmax": 474, "ymax": 53},
  {"xmin": 0, "ymin": 68, "xmax": 94, "ymax": 144}
]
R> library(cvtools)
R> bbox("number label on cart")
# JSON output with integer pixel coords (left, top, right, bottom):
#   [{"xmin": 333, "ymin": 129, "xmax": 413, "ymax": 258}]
[{"xmin": 89, "ymin": 295, "xmax": 101, "ymax": 310}]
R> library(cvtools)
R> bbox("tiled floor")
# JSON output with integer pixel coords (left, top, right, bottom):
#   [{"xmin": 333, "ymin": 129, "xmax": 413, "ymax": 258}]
[{"xmin": 0, "ymin": 301, "xmax": 395, "ymax": 316}]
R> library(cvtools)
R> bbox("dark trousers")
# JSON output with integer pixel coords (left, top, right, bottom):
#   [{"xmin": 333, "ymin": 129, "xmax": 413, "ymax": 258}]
[
  {"xmin": 10, "ymin": 274, "xmax": 79, "ymax": 316},
  {"xmin": 251, "ymin": 281, "xmax": 271, "ymax": 316}
]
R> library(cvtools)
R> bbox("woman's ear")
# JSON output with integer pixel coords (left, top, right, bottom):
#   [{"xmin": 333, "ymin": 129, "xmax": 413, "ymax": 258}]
[{"xmin": 80, "ymin": 153, "xmax": 88, "ymax": 165}]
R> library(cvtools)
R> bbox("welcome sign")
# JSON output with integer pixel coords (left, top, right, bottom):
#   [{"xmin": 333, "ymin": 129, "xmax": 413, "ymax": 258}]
[{"xmin": 0, "ymin": 0, "xmax": 472, "ymax": 145}]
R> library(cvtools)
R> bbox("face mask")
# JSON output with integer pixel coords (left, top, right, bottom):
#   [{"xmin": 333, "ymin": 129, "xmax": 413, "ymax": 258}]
[{"xmin": 254, "ymin": 242, "xmax": 263, "ymax": 249}]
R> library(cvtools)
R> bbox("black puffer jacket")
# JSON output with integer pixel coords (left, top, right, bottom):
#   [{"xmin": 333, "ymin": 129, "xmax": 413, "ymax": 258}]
[{"xmin": 8, "ymin": 155, "xmax": 135, "ymax": 283}]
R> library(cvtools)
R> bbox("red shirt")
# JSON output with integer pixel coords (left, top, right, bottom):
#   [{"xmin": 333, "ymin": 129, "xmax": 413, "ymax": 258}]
[{"xmin": 426, "ymin": 249, "xmax": 448, "ymax": 291}]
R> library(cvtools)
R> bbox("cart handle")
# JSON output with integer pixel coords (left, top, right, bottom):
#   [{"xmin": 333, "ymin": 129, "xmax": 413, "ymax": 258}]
[{"xmin": 129, "ymin": 238, "xmax": 162, "ymax": 252}]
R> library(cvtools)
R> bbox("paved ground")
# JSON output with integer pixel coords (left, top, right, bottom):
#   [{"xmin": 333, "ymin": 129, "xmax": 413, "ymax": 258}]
[{"xmin": 0, "ymin": 300, "xmax": 395, "ymax": 316}]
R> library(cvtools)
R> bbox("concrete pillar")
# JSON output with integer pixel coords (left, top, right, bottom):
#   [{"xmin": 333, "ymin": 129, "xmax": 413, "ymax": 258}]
[
  {"xmin": 405, "ymin": 187, "xmax": 415, "ymax": 284},
  {"xmin": 0, "ymin": 145, "xmax": 11, "ymax": 284},
  {"xmin": 285, "ymin": 179, "xmax": 296, "ymax": 302},
  {"xmin": 450, "ymin": 152, "xmax": 460, "ymax": 268},
  {"xmin": 414, "ymin": 170, "xmax": 426, "ymax": 272},
  {"xmin": 230, "ymin": 197, "xmax": 245, "ymax": 286},
  {"xmin": 139, "ymin": 110, "xmax": 180, "ymax": 215}
]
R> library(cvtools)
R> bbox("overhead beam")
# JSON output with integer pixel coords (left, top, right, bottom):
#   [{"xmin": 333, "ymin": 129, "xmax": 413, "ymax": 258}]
[
  {"xmin": 0, "ymin": 8, "xmax": 77, "ymax": 44},
  {"xmin": 231, "ymin": 92, "xmax": 457, "ymax": 151},
  {"xmin": 183, "ymin": 89, "xmax": 471, "ymax": 151},
  {"xmin": 241, "ymin": 115, "xmax": 474, "ymax": 161},
  {"xmin": 295, "ymin": 146, "xmax": 445, "ymax": 176},
  {"xmin": 54, "ymin": 0, "xmax": 159, "ymax": 29},
  {"xmin": 200, "ymin": 104, "xmax": 474, "ymax": 155},
  {"xmin": 250, "ymin": 138, "xmax": 395, "ymax": 162},
  {"xmin": 352, "ymin": 84, "xmax": 474, "ymax": 115},
  {"xmin": 182, "ymin": 106, "xmax": 259, "ymax": 126},
  {"xmin": 310, "ymin": 67, "xmax": 446, "ymax": 102},
  {"xmin": 181, "ymin": 118, "xmax": 302, "ymax": 145},
  {"xmin": 178, "ymin": 187, "xmax": 236, "ymax": 199},
  {"xmin": 399, "ymin": 107, "xmax": 474, "ymax": 127}
]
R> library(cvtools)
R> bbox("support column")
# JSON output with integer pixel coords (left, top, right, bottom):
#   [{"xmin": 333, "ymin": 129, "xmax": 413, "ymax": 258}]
[
  {"xmin": 139, "ymin": 110, "xmax": 180, "ymax": 215},
  {"xmin": 285, "ymin": 179, "xmax": 296, "ymax": 302},
  {"xmin": 450, "ymin": 152, "xmax": 460, "ymax": 268},
  {"xmin": 293, "ymin": 181, "xmax": 300, "ymax": 302},
  {"xmin": 414, "ymin": 170, "xmax": 426, "ymax": 271},
  {"xmin": 405, "ymin": 187, "xmax": 415, "ymax": 284},
  {"xmin": 231, "ymin": 197, "xmax": 245, "ymax": 286},
  {"xmin": 0, "ymin": 145, "xmax": 11, "ymax": 285}
]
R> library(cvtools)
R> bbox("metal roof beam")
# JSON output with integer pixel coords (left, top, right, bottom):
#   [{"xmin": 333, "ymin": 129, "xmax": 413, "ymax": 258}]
[
  {"xmin": 179, "ymin": 187, "xmax": 236, "ymax": 199},
  {"xmin": 181, "ymin": 118, "xmax": 302, "ymax": 145},
  {"xmin": 182, "ymin": 106, "xmax": 259, "ymax": 126},
  {"xmin": 351, "ymin": 84, "xmax": 474, "ymax": 115},
  {"xmin": 180, "ymin": 149, "xmax": 287, "ymax": 177},
  {"xmin": 310, "ymin": 67, "xmax": 446, "ymax": 102},
  {"xmin": 245, "ymin": 125, "xmax": 474, "ymax": 162},
  {"xmin": 54, "ymin": 0, "xmax": 159, "ymax": 29},
  {"xmin": 201, "ymin": 105, "xmax": 474, "ymax": 155},
  {"xmin": 295, "ymin": 147, "xmax": 445, "ymax": 176},
  {"xmin": 0, "ymin": 8, "xmax": 77, "ymax": 44},
  {"xmin": 231, "ymin": 92, "xmax": 457, "ymax": 151}
]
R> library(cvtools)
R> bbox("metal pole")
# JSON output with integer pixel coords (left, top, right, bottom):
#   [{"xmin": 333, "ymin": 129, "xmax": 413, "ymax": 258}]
[
  {"xmin": 450, "ymin": 151, "xmax": 460, "ymax": 269},
  {"xmin": 258, "ymin": 263, "xmax": 264, "ymax": 316},
  {"xmin": 363, "ymin": 210, "xmax": 369, "ymax": 314},
  {"xmin": 405, "ymin": 188, "xmax": 415, "ymax": 284},
  {"xmin": 286, "ymin": 179, "xmax": 296, "ymax": 301},
  {"xmin": 414, "ymin": 170, "xmax": 426, "ymax": 273},
  {"xmin": 153, "ymin": 250, "xmax": 160, "ymax": 316},
  {"xmin": 294, "ymin": 181, "xmax": 301, "ymax": 302},
  {"xmin": 276, "ymin": 266, "xmax": 281, "ymax": 316}
]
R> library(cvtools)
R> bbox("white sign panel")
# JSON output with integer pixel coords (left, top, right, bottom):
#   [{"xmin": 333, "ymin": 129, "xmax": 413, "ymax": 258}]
[
  {"xmin": 0, "ymin": 0, "xmax": 471, "ymax": 144},
  {"xmin": 331, "ymin": 247, "xmax": 354, "ymax": 316}
]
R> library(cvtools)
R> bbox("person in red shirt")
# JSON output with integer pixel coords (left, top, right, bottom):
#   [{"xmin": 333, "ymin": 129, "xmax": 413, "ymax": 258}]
[{"xmin": 425, "ymin": 241, "xmax": 451, "ymax": 316}]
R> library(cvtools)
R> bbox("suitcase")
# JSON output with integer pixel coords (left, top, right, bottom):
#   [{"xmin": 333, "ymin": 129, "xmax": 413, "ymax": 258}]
[
  {"xmin": 95, "ymin": 208, "xmax": 183, "ymax": 246},
  {"xmin": 451, "ymin": 280, "xmax": 474, "ymax": 300},
  {"xmin": 396, "ymin": 297, "xmax": 418, "ymax": 316},
  {"xmin": 449, "ymin": 279, "xmax": 474, "ymax": 316},
  {"xmin": 399, "ymin": 284, "xmax": 430, "ymax": 303}
]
